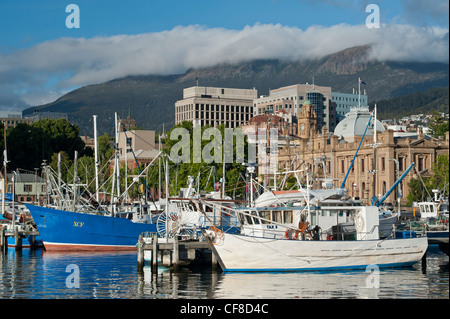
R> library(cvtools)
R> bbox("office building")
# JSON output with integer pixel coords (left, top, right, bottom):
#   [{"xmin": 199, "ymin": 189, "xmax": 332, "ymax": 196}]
[
  {"xmin": 332, "ymin": 91, "xmax": 368, "ymax": 120},
  {"xmin": 175, "ymin": 86, "xmax": 257, "ymax": 128},
  {"xmin": 253, "ymin": 84, "xmax": 337, "ymax": 133}
]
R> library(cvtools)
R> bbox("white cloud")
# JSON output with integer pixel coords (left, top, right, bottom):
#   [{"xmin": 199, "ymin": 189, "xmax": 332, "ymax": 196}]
[{"xmin": 0, "ymin": 23, "xmax": 448, "ymax": 108}]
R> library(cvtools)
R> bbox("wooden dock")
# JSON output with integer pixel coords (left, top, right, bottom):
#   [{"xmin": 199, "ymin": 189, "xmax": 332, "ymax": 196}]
[
  {"xmin": 1, "ymin": 227, "xmax": 41, "ymax": 253},
  {"xmin": 137, "ymin": 234, "xmax": 217, "ymax": 272}
]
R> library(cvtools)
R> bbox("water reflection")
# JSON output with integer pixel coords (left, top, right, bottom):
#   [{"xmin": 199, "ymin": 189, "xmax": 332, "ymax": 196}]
[{"xmin": 1, "ymin": 248, "xmax": 448, "ymax": 299}]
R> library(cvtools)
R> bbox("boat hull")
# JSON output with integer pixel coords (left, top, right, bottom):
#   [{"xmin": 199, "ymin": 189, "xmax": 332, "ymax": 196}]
[
  {"xmin": 25, "ymin": 204, "xmax": 157, "ymax": 251},
  {"xmin": 205, "ymin": 231, "xmax": 428, "ymax": 272}
]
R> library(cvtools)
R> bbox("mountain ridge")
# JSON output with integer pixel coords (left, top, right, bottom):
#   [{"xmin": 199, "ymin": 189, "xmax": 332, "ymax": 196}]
[{"xmin": 23, "ymin": 45, "xmax": 449, "ymax": 136}]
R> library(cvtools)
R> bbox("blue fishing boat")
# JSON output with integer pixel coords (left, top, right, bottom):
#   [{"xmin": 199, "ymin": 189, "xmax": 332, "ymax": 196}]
[{"xmin": 26, "ymin": 204, "xmax": 158, "ymax": 251}]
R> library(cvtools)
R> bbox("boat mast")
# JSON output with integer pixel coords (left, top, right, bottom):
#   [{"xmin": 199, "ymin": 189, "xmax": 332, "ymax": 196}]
[
  {"xmin": 3, "ymin": 125, "xmax": 7, "ymax": 192},
  {"xmin": 372, "ymin": 104, "xmax": 378, "ymax": 201},
  {"xmin": 115, "ymin": 113, "xmax": 121, "ymax": 206},
  {"xmin": 58, "ymin": 152, "xmax": 62, "ymax": 209},
  {"xmin": 93, "ymin": 115, "xmax": 100, "ymax": 203},
  {"xmin": 72, "ymin": 150, "xmax": 78, "ymax": 211},
  {"xmin": 165, "ymin": 156, "xmax": 169, "ymax": 242}
]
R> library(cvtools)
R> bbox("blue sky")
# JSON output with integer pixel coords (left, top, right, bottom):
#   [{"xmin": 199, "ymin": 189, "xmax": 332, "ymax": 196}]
[
  {"xmin": 1, "ymin": 0, "xmax": 442, "ymax": 49},
  {"xmin": 0, "ymin": 0, "xmax": 448, "ymax": 109}
]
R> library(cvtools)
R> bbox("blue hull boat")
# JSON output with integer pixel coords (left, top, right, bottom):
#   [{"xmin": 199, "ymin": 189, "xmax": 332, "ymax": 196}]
[{"xmin": 25, "ymin": 204, "xmax": 157, "ymax": 251}]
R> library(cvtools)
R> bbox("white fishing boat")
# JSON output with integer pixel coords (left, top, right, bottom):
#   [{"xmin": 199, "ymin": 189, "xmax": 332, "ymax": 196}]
[{"xmin": 203, "ymin": 202, "xmax": 427, "ymax": 272}]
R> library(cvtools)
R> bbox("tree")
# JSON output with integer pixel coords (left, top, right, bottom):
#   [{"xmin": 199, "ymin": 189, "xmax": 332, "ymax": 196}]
[
  {"xmin": 148, "ymin": 121, "xmax": 250, "ymax": 198},
  {"xmin": 49, "ymin": 151, "xmax": 73, "ymax": 183},
  {"xmin": 5, "ymin": 123, "xmax": 52, "ymax": 171},
  {"xmin": 427, "ymin": 111, "xmax": 449, "ymax": 139},
  {"xmin": 427, "ymin": 154, "xmax": 449, "ymax": 197},
  {"xmin": 31, "ymin": 119, "xmax": 86, "ymax": 159}
]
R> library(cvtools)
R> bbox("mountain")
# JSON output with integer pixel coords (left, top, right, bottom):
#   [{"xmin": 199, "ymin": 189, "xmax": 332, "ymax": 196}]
[
  {"xmin": 23, "ymin": 45, "xmax": 449, "ymax": 136},
  {"xmin": 375, "ymin": 86, "xmax": 449, "ymax": 120}
]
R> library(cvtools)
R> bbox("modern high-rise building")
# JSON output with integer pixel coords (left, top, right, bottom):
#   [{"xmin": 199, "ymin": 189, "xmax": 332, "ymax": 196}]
[
  {"xmin": 175, "ymin": 86, "xmax": 257, "ymax": 128},
  {"xmin": 253, "ymin": 84, "xmax": 338, "ymax": 133},
  {"xmin": 332, "ymin": 91, "xmax": 368, "ymax": 120}
]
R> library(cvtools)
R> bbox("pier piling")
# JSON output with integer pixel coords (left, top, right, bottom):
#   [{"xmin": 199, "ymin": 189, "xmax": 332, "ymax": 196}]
[
  {"xmin": 14, "ymin": 231, "xmax": 22, "ymax": 251},
  {"xmin": 173, "ymin": 236, "xmax": 179, "ymax": 271},
  {"xmin": 152, "ymin": 234, "xmax": 159, "ymax": 272},
  {"xmin": 137, "ymin": 235, "xmax": 144, "ymax": 272}
]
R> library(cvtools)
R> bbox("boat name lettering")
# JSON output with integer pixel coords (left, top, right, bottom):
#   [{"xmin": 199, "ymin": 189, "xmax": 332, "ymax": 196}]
[
  {"xmin": 73, "ymin": 221, "xmax": 84, "ymax": 227},
  {"xmin": 266, "ymin": 225, "xmax": 277, "ymax": 229}
]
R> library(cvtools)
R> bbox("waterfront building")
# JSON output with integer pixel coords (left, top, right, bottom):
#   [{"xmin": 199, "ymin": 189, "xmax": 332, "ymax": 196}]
[
  {"xmin": 24, "ymin": 111, "xmax": 68, "ymax": 122},
  {"xmin": 6, "ymin": 171, "xmax": 46, "ymax": 204},
  {"xmin": 332, "ymin": 91, "xmax": 368, "ymax": 120},
  {"xmin": 175, "ymin": 86, "xmax": 257, "ymax": 128},
  {"xmin": 253, "ymin": 83, "xmax": 338, "ymax": 133},
  {"xmin": 0, "ymin": 111, "xmax": 33, "ymax": 129},
  {"xmin": 118, "ymin": 129, "xmax": 157, "ymax": 169},
  {"xmin": 275, "ymin": 106, "xmax": 449, "ymax": 206}
]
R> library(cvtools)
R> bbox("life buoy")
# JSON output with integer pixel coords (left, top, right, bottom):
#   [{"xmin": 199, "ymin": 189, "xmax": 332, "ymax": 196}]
[{"xmin": 285, "ymin": 228, "xmax": 300, "ymax": 240}]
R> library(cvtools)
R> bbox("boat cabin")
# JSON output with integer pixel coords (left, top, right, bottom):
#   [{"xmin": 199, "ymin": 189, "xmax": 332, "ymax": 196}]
[{"xmin": 236, "ymin": 205, "xmax": 380, "ymax": 241}]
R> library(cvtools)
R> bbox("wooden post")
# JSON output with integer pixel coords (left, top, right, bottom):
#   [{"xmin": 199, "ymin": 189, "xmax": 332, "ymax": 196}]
[
  {"xmin": 14, "ymin": 231, "xmax": 22, "ymax": 251},
  {"xmin": 152, "ymin": 234, "xmax": 158, "ymax": 272},
  {"xmin": 137, "ymin": 235, "xmax": 144, "ymax": 272},
  {"xmin": 211, "ymin": 249, "xmax": 218, "ymax": 270},
  {"xmin": 0, "ymin": 228, "xmax": 5, "ymax": 254},
  {"xmin": 421, "ymin": 250, "xmax": 427, "ymax": 274},
  {"xmin": 173, "ymin": 236, "xmax": 179, "ymax": 271}
]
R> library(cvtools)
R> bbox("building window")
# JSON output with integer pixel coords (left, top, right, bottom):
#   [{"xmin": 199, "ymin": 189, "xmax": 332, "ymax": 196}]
[
  {"xmin": 418, "ymin": 157, "xmax": 424, "ymax": 171},
  {"xmin": 24, "ymin": 184, "xmax": 32, "ymax": 192},
  {"xmin": 381, "ymin": 157, "xmax": 385, "ymax": 171},
  {"xmin": 361, "ymin": 158, "xmax": 365, "ymax": 173},
  {"xmin": 398, "ymin": 157, "xmax": 403, "ymax": 171},
  {"xmin": 341, "ymin": 160, "xmax": 345, "ymax": 174}
]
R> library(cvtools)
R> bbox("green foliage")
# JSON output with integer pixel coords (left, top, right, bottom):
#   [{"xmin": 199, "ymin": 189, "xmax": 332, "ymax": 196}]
[
  {"xmin": 2, "ymin": 119, "xmax": 86, "ymax": 171},
  {"xmin": 407, "ymin": 154, "xmax": 449, "ymax": 205},
  {"xmin": 148, "ymin": 121, "xmax": 250, "ymax": 198},
  {"xmin": 427, "ymin": 111, "xmax": 449, "ymax": 139},
  {"xmin": 376, "ymin": 87, "xmax": 449, "ymax": 120}
]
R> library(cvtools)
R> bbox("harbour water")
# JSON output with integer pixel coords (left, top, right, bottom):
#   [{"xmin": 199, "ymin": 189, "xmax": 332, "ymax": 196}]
[{"xmin": 0, "ymin": 246, "xmax": 448, "ymax": 299}]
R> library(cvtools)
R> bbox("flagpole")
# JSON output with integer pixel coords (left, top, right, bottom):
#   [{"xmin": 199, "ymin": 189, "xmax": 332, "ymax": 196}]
[{"xmin": 358, "ymin": 77, "xmax": 361, "ymax": 108}]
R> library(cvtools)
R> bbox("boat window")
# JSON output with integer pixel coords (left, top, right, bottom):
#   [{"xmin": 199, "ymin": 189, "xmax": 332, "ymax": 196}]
[
  {"xmin": 321, "ymin": 210, "xmax": 329, "ymax": 217},
  {"xmin": 283, "ymin": 211, "xmax": 293, "ymax": 223},
  {"xmin": 310, "ymin": 212, "xmax": 317, "ymax": 226},
  {"xmin": 339, "ymin": 210, "xmax": 344, "ymax": 217},
  {"xmin": 430, "ymin": 205, "xmax": 435, "ymax": 213},
  {"xmin": 238, "ymin": 213, "xmax": 245, "ymax": 225},
  {"xmin": 251, "ymin": 212, "xmax": 261, "ymax": 224},
  {"xmin": 245, "ymin": 214, "xmax": 253, "ymax": 225},
  {"xmin": 272, "ymin": 211, "xmax": 282, "ymax": 223},
  {"xmin": 259, "ymin": 211, "xmax": 271, "ymax": 224},
  {"xmin": 330, "ymin": 210, "xmax": 337, "ymax": 217}
]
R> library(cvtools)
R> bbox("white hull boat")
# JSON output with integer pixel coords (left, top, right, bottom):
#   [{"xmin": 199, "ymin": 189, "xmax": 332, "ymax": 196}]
[
  {"xmin": 205, "ymin": 230, "xmax": 427, "ymax": 272},
  {"xmin": 203, "ymin": 202, "xmax": 428, "ymax": 272}
]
